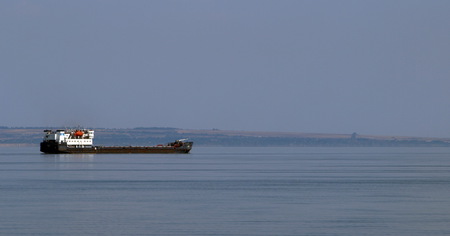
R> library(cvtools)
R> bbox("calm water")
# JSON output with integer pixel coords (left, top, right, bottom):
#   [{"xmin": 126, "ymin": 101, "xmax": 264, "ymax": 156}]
[{"xmin": 1, "ymin": 146, "xmax": 450, "ymax": 235}]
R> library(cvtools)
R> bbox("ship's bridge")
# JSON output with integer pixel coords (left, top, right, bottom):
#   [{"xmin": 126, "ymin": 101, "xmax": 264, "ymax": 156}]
[{"xmin": 43, "ymin": 129, "xmax": 94, "ymax": 147}]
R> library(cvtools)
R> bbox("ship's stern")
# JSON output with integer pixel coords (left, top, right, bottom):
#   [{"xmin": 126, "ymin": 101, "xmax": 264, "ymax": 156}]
[{"xmin": 40, "ymin": 141, "xmax": 60, "ymax": 154}]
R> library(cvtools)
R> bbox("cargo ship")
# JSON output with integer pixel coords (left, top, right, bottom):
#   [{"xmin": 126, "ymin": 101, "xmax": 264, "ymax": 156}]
[{"xmin": 40, "ymin": 129, "xmax": 193, "ymax": 154}]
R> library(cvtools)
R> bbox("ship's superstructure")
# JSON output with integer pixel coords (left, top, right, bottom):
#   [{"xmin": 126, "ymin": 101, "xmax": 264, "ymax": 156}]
[
  {"xmin": 43, "ymin": 129, "xmax": 94, "ymax": 147},
  {"xmin": 40, "ymin": 129, "xmax": 192, "ymax": 154}
]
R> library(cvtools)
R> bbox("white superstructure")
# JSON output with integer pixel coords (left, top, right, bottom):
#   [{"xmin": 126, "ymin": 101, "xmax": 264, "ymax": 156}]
[{"xmin": 43, "ymin": 129, "xmax": 94, "ymax": 147}]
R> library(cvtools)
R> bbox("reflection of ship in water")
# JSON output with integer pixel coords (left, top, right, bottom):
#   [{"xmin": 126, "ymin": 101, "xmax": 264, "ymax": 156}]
[
  {"xmin": 40, "ymin": 129, "xmax": 193, "ymax": 154},
  {"xmin": 56, "ymin": 154, "xmax": 95, "ymax": 160}
]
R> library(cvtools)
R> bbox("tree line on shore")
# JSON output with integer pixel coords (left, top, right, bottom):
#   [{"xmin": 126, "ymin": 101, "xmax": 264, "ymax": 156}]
[{"xmin": 1, "ymin": 127, "xmax": 449, "ymax": 147}]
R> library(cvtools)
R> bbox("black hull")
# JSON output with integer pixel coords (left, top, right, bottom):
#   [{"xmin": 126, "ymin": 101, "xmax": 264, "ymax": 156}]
[{"xmin": 40, "ymin": 141, "xmax": 192, "ymax": 154}]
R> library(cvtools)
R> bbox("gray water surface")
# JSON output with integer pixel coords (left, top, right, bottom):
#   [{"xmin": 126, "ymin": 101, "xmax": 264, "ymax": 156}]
[{"xmin": 1, "ymin": 147, "xmax": 450, "ymax": 235}]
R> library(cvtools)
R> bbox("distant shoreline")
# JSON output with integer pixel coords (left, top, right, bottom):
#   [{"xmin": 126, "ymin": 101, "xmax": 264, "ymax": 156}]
[{"xmin": 1, "ymin": 127, "xmax": 449, "ymax": 147}]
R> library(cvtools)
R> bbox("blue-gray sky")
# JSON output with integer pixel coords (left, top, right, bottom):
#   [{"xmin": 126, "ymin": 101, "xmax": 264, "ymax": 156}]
[{"xmin": 1, "ymin": 0, "xmax": 449, "ymax": 137}]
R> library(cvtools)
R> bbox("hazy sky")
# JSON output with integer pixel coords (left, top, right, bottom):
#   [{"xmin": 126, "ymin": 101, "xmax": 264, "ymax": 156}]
[{"xmin": 1, "ymin": 0, "xmax": 449, "ymax": 137}]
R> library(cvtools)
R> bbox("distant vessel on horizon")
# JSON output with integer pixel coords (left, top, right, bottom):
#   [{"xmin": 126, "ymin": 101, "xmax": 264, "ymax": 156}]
[{"xmin": 40, "ymin": 129, "xmax": 193, "ymax": 154}]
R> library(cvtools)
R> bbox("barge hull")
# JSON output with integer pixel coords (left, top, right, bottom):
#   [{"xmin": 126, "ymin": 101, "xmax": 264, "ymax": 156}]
[{"xmin": 40, "ymin": 142, "xmax": 193, "ymax": 154}]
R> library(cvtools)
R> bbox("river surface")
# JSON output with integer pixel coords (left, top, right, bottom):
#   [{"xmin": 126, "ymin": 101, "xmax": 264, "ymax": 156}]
[{"xmin": 1, "ymin": 146, "xmax": 450, "ymax": 235}]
